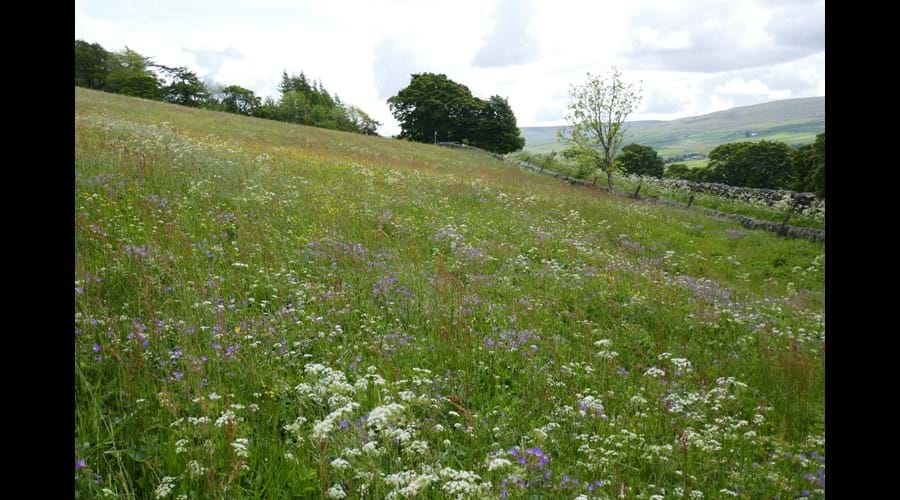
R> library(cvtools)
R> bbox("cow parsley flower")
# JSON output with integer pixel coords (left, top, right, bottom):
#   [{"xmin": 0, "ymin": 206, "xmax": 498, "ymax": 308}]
[
  {"xmin": 154, "ymin": 477, "xmax": 176, "ymax": 498},
  {"xmin": 327, "ymin": 485, "xmax": 346, "ymax": 499},
  {"xmin": 231, "ymin": 438, "xmax": 250, "ymax": 458},
  {"xmin": 487, "ymin": 457, "xmax": 512, "ymax": 471},
  {"xmin": 330, "ymin": 458, "xmax": 350, "ymax": 470}
]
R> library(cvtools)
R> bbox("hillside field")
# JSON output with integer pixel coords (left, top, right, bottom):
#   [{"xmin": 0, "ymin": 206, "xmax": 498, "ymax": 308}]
[
  {"xmin": 521, "ymin": 97, "xmax": 825, "ymax": 156},
  {"xmin": 75, "ymin": 88, "xmax": 825, "ymax": 499}
]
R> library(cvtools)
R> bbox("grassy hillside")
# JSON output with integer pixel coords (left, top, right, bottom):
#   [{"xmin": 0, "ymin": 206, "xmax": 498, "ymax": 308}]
[
  {"xmin": 521, "ymin": 97, "xmax": 825, "ymax": 156},
  {"xmin": 75, "ymin": 87, "xmax": 825, "ymax": 499}
]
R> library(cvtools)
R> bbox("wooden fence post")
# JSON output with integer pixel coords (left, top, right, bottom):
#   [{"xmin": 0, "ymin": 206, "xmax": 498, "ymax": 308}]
[
  {"xmin": 687, "ymin": 194, "xmax": 694, "ymax": 208},
  {"xmin": 778, "ymin": 212, "xmax": 791, "ymax": 235}
]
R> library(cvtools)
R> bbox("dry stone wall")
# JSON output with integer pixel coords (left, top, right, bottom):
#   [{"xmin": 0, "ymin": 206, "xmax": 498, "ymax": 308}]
[{"xmin": 648, "ymin": 178, "xmax": 824, "ymax": 212}]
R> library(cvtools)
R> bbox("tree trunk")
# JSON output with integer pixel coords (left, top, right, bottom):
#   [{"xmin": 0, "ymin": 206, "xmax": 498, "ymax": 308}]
[{"xmin": 607, "ymin": 171, "xmax": 613, "ymax": 190}]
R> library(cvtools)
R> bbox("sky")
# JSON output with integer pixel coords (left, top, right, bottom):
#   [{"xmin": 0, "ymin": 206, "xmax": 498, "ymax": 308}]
[{"xmin": 75, "ymin": 0, "xmax": 825, "ymax": 137}]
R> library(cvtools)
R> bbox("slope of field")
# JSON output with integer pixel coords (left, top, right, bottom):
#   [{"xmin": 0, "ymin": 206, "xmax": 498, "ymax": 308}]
[
  {"xmin": 75, "ymin": 88, "xmax": 825, "ymax": 498},
  {"xmin": 521, "ymin": 97, "xmax": 825, "ymax": 156}
]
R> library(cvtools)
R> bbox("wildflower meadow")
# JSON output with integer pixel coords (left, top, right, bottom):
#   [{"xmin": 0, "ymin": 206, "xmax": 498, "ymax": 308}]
[{"xmin": 75, "ymin": 88, "xmax": 824, "ymax": 499}]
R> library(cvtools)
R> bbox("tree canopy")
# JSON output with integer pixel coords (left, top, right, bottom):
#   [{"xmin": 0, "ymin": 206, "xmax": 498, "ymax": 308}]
[
  {"xmin": 618, "ymin": 143, "xmax": 665, "ymax": 178},
  {"xmin": 74, "ymin": 40, "xmax": 110, "ymax": 90},
  {"xmin": 791, "ymin": 133, "xmax": 825, "ymax": 197},
  {"xmin": 466, "ymin": 96, "xmax": 526, "ymax": 154},
  {"xmin": 156, "ymin": 66, "xmax": 208, "ymax": 107},
  {"xmin": 220, "ymin": 85, "xmax": 262, "ymax": 116},
  {"xmin": 706, "ymin": 141, "xmax": 795, "ymax": 189},
  {"xmin": 103, "ymin": 47, "xmax": 162, "ymax": 100},
  {"xmin": 387, "ymin": 73, "xmax": 524, "ymax": 154}
]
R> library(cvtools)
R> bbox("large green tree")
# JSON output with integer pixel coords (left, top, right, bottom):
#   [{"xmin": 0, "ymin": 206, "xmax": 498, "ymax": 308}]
[
  {"xmin": 103, "ymin": 48, "xmax": 162, "ymax": 100},
  {"xmin": 388, "ymin": 73, "xmax": 524, "ymax": 153},
  {"xmin": 221, "ymin": 85, "xmax": 261, "ymax": 116},
  {"xmin": 619, "ymin": 143, "xmax": 665, "ymax": 178},
  {"xmin": 74, "ymin": 40, "xmax": 110, "ymax": 89},
  {"xmin": 278, "ymin": 91, "xmax": 311, "ymax": 124},
  {"xmin": 388, "ymin": 73, "xmax": 478, "ymax": 143}
]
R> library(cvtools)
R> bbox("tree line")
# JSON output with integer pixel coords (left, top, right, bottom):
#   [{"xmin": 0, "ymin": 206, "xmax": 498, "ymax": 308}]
[
  {"xmin": 74, "ymin": 40, "xmax": 381, "ymax": 135},
  {"xmin": 523, "ymin": 136, "xmax": 825, "ymax": 198},
  {"xmin": 664, "ymin": 135, "xmax": 825, "ymax": 197}
]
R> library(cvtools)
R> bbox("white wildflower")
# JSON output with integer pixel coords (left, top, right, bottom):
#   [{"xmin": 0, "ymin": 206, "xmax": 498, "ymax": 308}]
[
  {"xmin": 487, "ymin": 457, "xmax": 512, "ymax": 471},
  {"xmin": 439, "ymin": 468, "xmax": 487, "ymax": 498},
  {"xmin": 402, "ymin": 440, "xmax": 429, "ymax": 455},
  {"xmin": 366, "ymin": 403, "xmax": 406, "ymax": 432},
  {"xmin": 330, "ymin": 458, "xmax": 351, "ymax": 470},
  {"xmin": 188, "ymin": 460, "xmax": 206, "ymax": 478},
  {"xmin": 231, "ymin": 438, "xmax": 250, "ymax": 458},
  {"xmin": 154, "ymin": 476, "xmax": 176, "ymax": 499},
  {"xmin": 215, "ymin": 410, "xmax": 237, "ymax": 427},
  {"xmin": 327, "ymin": 485, "xmax": 346, "ymax": 499},
  {"xmin": 312, "ymin": 402, "xmax": 360, "ymax": 441}
]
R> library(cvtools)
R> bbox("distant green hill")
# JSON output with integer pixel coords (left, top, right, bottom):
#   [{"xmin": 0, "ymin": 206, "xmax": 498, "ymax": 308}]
[{"xmin": 521, "ymin": 96, "xmax": 825, "ymax": 157}]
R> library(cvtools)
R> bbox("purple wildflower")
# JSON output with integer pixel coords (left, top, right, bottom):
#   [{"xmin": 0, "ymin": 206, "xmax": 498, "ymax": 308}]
[{"xmin": 123, "ymin": 245, "xmax": 148, "ymax": 257}]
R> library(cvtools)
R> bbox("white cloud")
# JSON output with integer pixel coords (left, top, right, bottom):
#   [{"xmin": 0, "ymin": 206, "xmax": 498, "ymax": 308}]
[
  {"xmin": 472, "ymin": 0, "xmax": 541, "ymax": 68},
  {"xmin": 714, "ymin": 78, "xmax": 792, "ymax": 101}
]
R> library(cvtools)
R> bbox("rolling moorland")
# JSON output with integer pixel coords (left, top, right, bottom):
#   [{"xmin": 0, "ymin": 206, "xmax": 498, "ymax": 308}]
[
  {"xmin": 520, "ymin": 97, "xmax": 825, "ymax": 157},
  {"xmin": 75, "ymin": 87, "xmax": 825, "ymax": 499}
]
